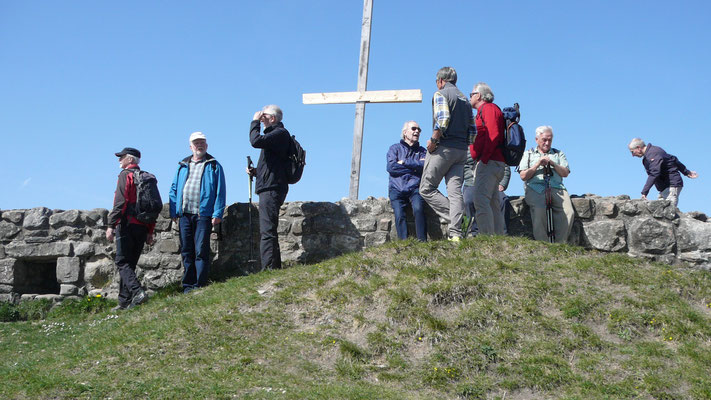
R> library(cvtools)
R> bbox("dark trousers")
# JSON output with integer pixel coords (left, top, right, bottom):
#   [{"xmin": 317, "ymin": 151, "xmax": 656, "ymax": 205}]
[
  {"xmin": 389, "ymin": 188, "xmax": 427, "ymax": 241},
  {"xmin": 258, "ymin": 188, "xmax": 288, "ymax": 270},
  {"xmin": 179, "ymin": 214, "xmax": 212, "ymax": 292},
  {"xmin": 115, "ymin": 223, "xmax": 147, "ymax": 307}
]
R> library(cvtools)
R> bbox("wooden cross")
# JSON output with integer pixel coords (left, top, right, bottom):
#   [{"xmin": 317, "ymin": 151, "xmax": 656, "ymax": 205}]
[{"xmin": 302, "ymin": 0, "xmax": 422, "ymax": 200}]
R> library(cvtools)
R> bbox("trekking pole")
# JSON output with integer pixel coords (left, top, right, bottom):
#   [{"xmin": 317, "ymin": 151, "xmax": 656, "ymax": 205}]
[
  {"xmin": 543, "ymin": 163, "xmax": 555, "ymax": 243},
  {"xmin": 247, "ymin": 156, "xmax": 257, "ymax": 267}
]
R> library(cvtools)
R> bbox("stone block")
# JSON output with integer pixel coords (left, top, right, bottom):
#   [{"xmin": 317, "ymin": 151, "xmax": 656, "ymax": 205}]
[
  {"xmin": 582, "ymin": 220, "xmax": 626, "ymax": 252},
  {"xmin": 301, "ymin": 202, "xmax": 342, "ymax": 217},
  {"xmin": 20, "ymin": 293, "xmax": 37, "ymax": 301},
  {"xmin": 0, "ymin": 258, "xmax": 19, "ymax": 284},
  {"xmin": 338, "ymin": 199, "xmax": 359, "ymax": 216},
  {"xmin": 82, "ymin": 209, "xmax": 108, "ymax": 227},
  {"xmin": 676, "ymin": 216, "xmax": 711, "ymax": 252},
  {"xmin": 0, "ymin": 244, "xmax": 4, "ymax": 258},
  {"xmin": 158, "ymin": 239, "xmax": 180, "ymax": 254},
  {"xmin": 679, "ymin": 251, "xmax": 710, "ymax": 264},
  {"xmin": 627, "ymin": 217, "xmax": 675, "ymax": 255},
  {"xmin": 647, "ymin": 200, "xmax": 677, "ymax": 220},
  {"xmin": 378, "ymin": 218, "xmax": 392, "ymax": 231},
  {"xmin": 687, "ymin": 211, "xmax": 707, "ymax": 222},
  {"xmin": 277, "ymin": 218, "xmax": 291, "ymax": 235},
  {"xmin": 0, "ymin": 221, "xmax": 21, "ymax": 240},
  {"xmin": 143, "ymin": 269, "xmax": 182, "ymax": 290},
  {"xmin": 331, "ymin": 234, "xmax": 361, "ymax": 252},
  {"xmin": 160, "ymin": 254, "xmax": 183, "ymax": 269},
  {"xmin": 4, "ymin": 242, "xmax": 72, "ymax": 260},
  {"xmin": 73, "ymin": 242, "xmax": 95, "ymax": 257},
  {"xmin": 154, "ymin": 218, "xmax": 171, "ymax": 232},
  {"xmin": 23, "ymin": 207, "xmax": 51, "ymax": 230},
  {"xmin": 364, "ymin": 232, "xmax": 389, "ymax": 247},
  {"xmin": 0, "ymin": 293, "xmax": 18, "ymax": 303},
  {"xmin": 354, "ymin": 218, "xmax": 377, "ymax": 232},
  {"xmin": 35, "ymin": 294, "xmax": 62, "ymax": 302},
  {"xmin": 0, "ymin": 284, "xmax": 12, "ymax": 293},
  {"xmin": 56, "ymin": 257, "xmax": 81, "ymax": 283},
  {"xmin": 2, "ymin": 210, "xmax": 24, "ymax": 224},
  {"xmin": 312, "ymin": 215, "xmax": 351, "ymax": 234},
  {"xmin": 291, "ymin": 218, "xmax": 306, "ymax": 235},
  {"xmin": 571, "ymin": 198, "xmax": 594, "ymax": 219},
  {"xmin": 137, "ymin": 253, "xmax": 161, "ymax": 269},
  {"xmin": 285, "ymin": 202, "xmax": 305, "ymax": 217},
  {"xmin": 60, "ymin": 284, "xmax": 79, "ymax": 296},
  {"xmin": 84, "ymin": 257, "xmax": 115, "ymax": 290},
  {"xmin": 620, "ymin": 201, "xmax": 640, "ymax": 216},
  {"xmin": 596, "ymin": 201, "xmax": 618, "ymax": 217},
  {"xmin": 51, "ymin": 226, "xmax": 85, "ymax": 241},
  {"xmin": 49, "ymin": 210, "xmax": 81, "ymax": 228}
]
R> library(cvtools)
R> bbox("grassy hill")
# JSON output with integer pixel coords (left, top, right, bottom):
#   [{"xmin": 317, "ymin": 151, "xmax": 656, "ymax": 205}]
[{"xmin": 2, "ymin": 236, "xmax": 711, "ymax": 399}]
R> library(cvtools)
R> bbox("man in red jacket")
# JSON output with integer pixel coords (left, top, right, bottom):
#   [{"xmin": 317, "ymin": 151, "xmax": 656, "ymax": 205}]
[
  {"xmin": 469, "ymin": 82, "xmax": 507, "ymax": 235},
  {"xmin": 106, "ymin": 147, "xmax": 155, "ymax": 310}
]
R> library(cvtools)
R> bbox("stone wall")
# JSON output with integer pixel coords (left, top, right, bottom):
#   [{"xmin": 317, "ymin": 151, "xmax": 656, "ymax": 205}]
[{"xmin": 1, "ymin": 194, "xmax": 709, "ymax": 303}]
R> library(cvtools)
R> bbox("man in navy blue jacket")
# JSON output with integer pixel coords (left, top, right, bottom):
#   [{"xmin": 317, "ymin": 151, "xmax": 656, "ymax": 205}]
[
  {"xmin": 248, "ymin": 105, "xmax": 291, "ymax": 270},
  {"xmin": 387, "ymin": 121, "xmax": 428, "ymax": 241},
  {"xmin": 628, "ymin": 138, "xmax": 698, "ymax": 207}
]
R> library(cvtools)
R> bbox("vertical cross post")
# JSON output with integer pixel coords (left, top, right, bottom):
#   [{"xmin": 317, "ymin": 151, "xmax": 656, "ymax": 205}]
[{"xmin": 349, "ymin": 0, "xmax": 373, "ymax": 200}]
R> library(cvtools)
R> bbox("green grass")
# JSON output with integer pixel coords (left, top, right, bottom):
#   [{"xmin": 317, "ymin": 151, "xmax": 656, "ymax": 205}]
[{"xmin": 2, "ymin": 236, "xmax": 711, "ymax": 399}]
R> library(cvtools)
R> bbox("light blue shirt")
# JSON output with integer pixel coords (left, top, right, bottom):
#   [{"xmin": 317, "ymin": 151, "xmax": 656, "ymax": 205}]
[{"xmin": 519, "ymin": 147, "xmax": 569, "ymax": 193}]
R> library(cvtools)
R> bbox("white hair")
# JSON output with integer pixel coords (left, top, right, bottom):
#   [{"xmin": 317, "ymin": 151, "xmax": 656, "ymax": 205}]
[
  {"xmin": 628, "ymin": 138, "xmax": 645, "ymax": 149},
  {"xmin": 262, "ymin": 104, "xmax": 283, "ymax": 122},
  {"xmin": 473, "ymin": 82, "xmax": 494, "ymax": 103},
  {"xmin": 125, "ymin": 155, "xmax": 140, "ymax": 164},
  {"xmin": 401, "ymin": 120, "xmax": 419, "ymax": 139},
  {"xmin": 535, "ymin": 125, "xmax": 553, "ymax": 138}
]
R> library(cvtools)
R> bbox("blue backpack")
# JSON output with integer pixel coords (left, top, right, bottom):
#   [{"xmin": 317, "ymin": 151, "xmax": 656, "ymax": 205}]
[{"xmin": 500, "ymin": 103, "xmax": 526, "ymax": 170}]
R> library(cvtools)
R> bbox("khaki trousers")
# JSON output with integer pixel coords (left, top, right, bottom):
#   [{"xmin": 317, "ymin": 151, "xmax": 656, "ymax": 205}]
[
  {"xmin": 658, "ymin": 186, "xmax": 681, "ymax": 207},
  {"xmin": 419, "ymin": 146, "xmax": 467, "ymax": 238},
  {"xmin": 472, "ymin": 160, "xmax": 506, "ymax": 235},
  {"xmin": 524, "ymin": 186, "xmax": 574, "ymax": 243}
]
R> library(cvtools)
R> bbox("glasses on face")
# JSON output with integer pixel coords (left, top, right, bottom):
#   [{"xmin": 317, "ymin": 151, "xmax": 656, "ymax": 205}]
[
  {"xmin": 470, "ymin": 92, "xmax": 479, "ymax": 97},
  {"xmin": 410, "ymin": 126, "xmax": 421, "ymax": 133}
]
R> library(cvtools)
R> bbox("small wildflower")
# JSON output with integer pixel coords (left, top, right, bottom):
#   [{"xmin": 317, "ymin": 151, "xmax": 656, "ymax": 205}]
[{"xmin": 96, "ymin": 294, "xmax": 102, "ymax": 298}]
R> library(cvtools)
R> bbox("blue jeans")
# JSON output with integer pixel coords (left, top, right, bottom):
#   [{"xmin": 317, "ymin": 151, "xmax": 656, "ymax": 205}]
[
  {"xmin": 389, "ymin": 188, "xmax": 427, "ymax": 241},
  {"xmin": 179, "ymin": 214, "xmax": 212, "ymax": 292}
]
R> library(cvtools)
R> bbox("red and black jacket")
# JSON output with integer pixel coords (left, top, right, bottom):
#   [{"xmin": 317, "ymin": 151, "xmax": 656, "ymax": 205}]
[{"xmin": 108, "ymin": 165, "xmax": 155, "ymax": 233}]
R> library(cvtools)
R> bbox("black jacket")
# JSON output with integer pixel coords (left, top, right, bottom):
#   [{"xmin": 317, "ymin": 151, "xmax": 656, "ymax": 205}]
[
  {"xmin": 641, "ymin": 143, "xmax": 690, "ymax": 195},
  {"xmin": 250, "ymin": 120, "xmax": 290, "ymax": 194}
]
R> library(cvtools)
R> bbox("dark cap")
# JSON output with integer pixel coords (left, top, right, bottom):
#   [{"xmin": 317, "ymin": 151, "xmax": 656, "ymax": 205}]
[{"xmin": 115, "ymin": 147, "xmax": 141, "ymax": 158}]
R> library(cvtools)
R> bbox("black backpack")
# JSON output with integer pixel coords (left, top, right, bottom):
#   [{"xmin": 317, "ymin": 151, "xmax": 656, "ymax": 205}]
[
  {"xmin": 129, "ymin": 169, "xmax": 163, "ymax": 224},
  {"xmin": 285, "ymin": 135, "xmax": 306, "ymax": 184},
  {"xmin": 500, "ymin": 103, "xmax": 526, "ymax": 170}
]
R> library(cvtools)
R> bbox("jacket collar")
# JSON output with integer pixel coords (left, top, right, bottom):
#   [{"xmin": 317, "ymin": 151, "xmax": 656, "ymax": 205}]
[{"xmin": 180, "ymin": 153, "xmax": 216, "ymax": 166}]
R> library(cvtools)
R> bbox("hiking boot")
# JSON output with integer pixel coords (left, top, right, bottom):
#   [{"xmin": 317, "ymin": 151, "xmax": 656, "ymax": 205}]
[
  {"xmin": 127, "ymin": 289, "xmax": 147, "ymax": 309},
  {"xmin": 448, "ymin": 236, "xmax": 461, "ymax": 243},
  {"xmin": 111, "ymin": 304, "xmax": 127, "ymax": 312}
]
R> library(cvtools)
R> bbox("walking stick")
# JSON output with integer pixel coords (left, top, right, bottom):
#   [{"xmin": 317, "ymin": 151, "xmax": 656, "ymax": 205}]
[
  {"xmin": 247, "ymin": 156, "xmax": 257, "ymax": 267},
  {"xmin": 543, "ymin": 163, "xmax": 555, "ymax": 243}
]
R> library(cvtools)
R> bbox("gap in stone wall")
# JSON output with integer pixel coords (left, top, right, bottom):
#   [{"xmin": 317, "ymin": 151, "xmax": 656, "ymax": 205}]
[{"xmin": 14, "ymin": 260, "xmax": 60, "ymax": 295}]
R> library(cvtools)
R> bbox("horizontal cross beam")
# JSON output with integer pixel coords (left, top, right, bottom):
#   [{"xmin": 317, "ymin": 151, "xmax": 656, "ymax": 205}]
[{"xmin": 303, "ymin": 89, "xmax": 422, "ymax": 105}]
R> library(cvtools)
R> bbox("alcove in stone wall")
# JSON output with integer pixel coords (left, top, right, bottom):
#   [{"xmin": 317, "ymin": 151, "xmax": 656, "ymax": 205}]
[{"xmin": 13, "ymin": 260, "xmax": 60, "ymax": 295}]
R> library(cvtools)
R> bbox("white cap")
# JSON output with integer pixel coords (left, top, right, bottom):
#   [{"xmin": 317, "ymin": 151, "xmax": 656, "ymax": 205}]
[{"xmin": 189, "ymin": 131, "xmax": 207, "ymax": 142}]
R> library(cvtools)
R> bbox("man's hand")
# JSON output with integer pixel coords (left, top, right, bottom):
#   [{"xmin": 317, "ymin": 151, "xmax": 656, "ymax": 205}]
[
  {"xmin": 498, "ymin": 185, "xmax": 505, "ymax": 192},
  {"xmin": 146, "ymin": 233, "xmax": 155, "ymax": 245},
  {"xmin": 688, "ymin": 171, "xmax": 699, "ymax": 179},
  {"xmin": 397, "ymin": 160, "xmax": 404, "ymax": 165},
  {"xmin": 253, "ymin": 111, "xmax": 264, "ymax": 121},
  {"xmin": 212, "ymin": 217, "xmax": 222, "ymax": 226},
  {"xmin": 641, "ymin": 194, "xmax": 647, "ymax": 200},
  {"xmin": 246, "ymin": 167, "xmax": 256, "ymax": 177},
  {"xmin": 426, "ymin": 139, "xmax": 438, "ymax": 153},
  {"xmin": 105, "ymin": 227, "xmax": 115, "ymax": 242}
]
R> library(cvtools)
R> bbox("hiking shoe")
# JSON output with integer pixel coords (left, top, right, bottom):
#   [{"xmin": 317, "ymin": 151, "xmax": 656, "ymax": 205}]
[
  {"xmin": 448, "ymin": 236, "xmax": 461, "ymax": 243},
  {"xmin": 111, "ymin": 304, "xmax": 127, "ymax": 312},
  {"xmin": 127, "ymin": 289, "xmax": 147, "ymax": 309}
]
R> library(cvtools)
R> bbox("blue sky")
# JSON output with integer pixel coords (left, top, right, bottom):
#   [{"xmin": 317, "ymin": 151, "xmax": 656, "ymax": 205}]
[{"xmin": 1, "ymin": 0, "xmax": 709, "ymax": 214}]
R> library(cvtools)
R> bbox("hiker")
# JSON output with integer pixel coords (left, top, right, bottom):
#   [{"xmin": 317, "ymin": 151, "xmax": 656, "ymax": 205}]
[
  {"xmin": 420, "ymin": 66, "xmax": 475, "ymax": 242},
  {"xmin": 106, "ymin": 147, "xmax": 153, "ymax": 310},
  {"xmin": 628, "ymin": 138, "xmax": 698, "ymax": 207},
  {"xmin": 463, "ymin": 164, "xmax": 512, "ymax": 236},
  {"xmin": 387, "ymin": 120, "xmax": 428, "ymax": 241},
  {"xmin": 247, "ymin": 105, "xmax": 291, "ymax": 270},
  {"xmin": 169, "ymin": 132, "xmax": 226, "ymax": 293},
  {"xmin": 519, "ymin": 126, "xmax": 574, "ymax": 243},
  {"xmin": 468, "ymin": 82, "xmax": 506, "ymax": 235}
]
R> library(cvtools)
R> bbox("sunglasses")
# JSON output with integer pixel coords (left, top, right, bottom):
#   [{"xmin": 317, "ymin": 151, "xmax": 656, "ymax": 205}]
[
  {"xmin": 410, "ymin": 126, "xmax": 421, "ymax": 133},
  {"xmin": 470, "ymin": 92, "xmax": 479, "ymax": 97}
]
